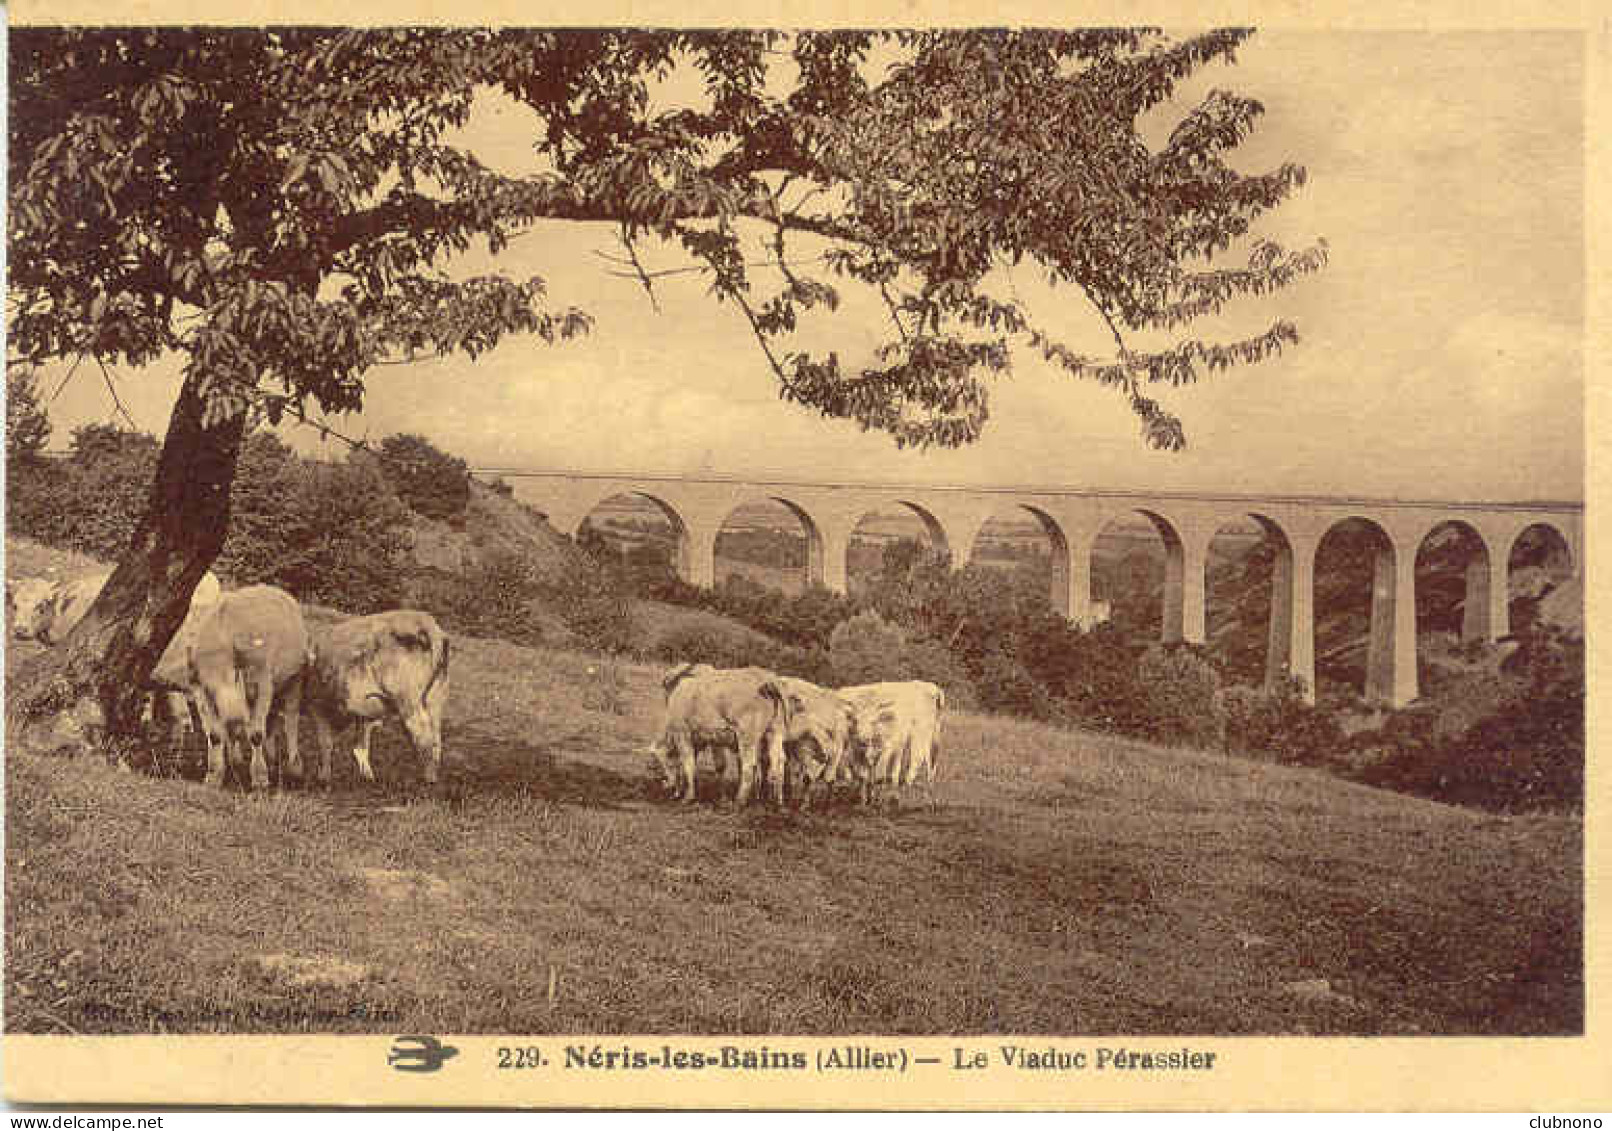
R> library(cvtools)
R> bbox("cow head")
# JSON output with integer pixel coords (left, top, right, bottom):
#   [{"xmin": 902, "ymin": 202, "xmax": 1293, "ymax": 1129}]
[{"xmin": 7, "ymin": 578, "xmax": 59, "ymax": 641}]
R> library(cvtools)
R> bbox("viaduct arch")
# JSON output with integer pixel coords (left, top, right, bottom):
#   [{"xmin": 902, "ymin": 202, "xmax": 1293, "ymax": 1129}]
[{"xmin": 508, "ymin": 470, "xmax": 1582, "ymax": 710}]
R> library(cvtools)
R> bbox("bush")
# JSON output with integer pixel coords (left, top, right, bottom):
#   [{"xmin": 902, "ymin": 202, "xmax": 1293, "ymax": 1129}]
[
  {"xmin": 264, "ymin": 458, "xmax": 413, "ymax": 613},
  {"xmin": 651, "ymin": 622, "xmax": 830, "ymax": 685},
  {"xmin": 425, "ymin": 551, "xmax": 544, "ymax": 643},
  {"xmin": 828, "ymin": 610, "xmax": 909, "ymax": 686},
  {"xmin": 1222, "ymin": 677, "xmax": 1345, "ymax": 766},
  {"xmin": 373, "ymin": 433, "xmax": 471, "ymax": 525},
  {"xmin": 6, "ymin": 369, "xmax": 51, "ymax": 467},
  {"xmin": 1052, "ymin": 625, "xmax": 1150, "ymax": 736},
  {"xmin": 1136, "ymin": 644, "xmax": 1225, "ymax": 749},
  {"xmin": 29, "ymin": 425, "xmax": 162, "ymax": 559},
  {"xmin": 971, "ymin": 649, "xmax": 1054, "ymax": 719},
  {"xmin": 536, "ymin": 565, "xmax": 636, "ymax": 656},
  {"xmin": 1352, "ymin": 629, "xmax": 1584, "ymax": 812},
  {"xmin": 826, "ymin": 609, "xmax": 977, "ymax": 705}
]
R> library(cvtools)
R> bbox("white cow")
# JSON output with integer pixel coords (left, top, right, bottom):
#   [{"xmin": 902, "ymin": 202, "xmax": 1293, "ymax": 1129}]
[
  {"xmin": 650, "ymin": 664, "xmax": 857, "ymax": 807},
  {"xmin": 834, "ymin": 681, "xmax": 946, "ymax": 805},
  {"xmin": 8, "ymin": 568, "xmax": 224, "ymax": 752},
  {"xmin": 651, "ymin": 664, "xmax": 789, "ymax": 806},
  {"xmin": 187, "ymin": 585, "xmax": 309, "ymax": 790},
  {"xmin": 302, "ymin": 610, "xmax": 451, "ymax": 786}
]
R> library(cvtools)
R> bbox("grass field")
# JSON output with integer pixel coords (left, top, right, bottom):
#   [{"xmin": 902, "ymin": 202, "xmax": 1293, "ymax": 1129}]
[{"xmin": 3, "ymin": 578, "xmax": 1582, "ymax": 1036}]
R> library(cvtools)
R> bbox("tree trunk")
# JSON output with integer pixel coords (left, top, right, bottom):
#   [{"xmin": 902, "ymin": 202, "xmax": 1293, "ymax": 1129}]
[{"xmin": 9, "ymin": 370, "xmax": 247, "ymax": 755}]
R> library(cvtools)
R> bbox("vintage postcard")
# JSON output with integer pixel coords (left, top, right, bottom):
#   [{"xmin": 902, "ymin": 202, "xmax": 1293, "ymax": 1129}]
[{"xmin": 2, "ymin": 0, "xmax": 1607, "ymax": 1112}]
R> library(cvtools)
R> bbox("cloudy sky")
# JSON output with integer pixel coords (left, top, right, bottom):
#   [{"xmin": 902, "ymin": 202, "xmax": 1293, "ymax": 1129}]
[{"xmin": 40, "ymin": 30, "xmax": 1587, "ymax": 502}]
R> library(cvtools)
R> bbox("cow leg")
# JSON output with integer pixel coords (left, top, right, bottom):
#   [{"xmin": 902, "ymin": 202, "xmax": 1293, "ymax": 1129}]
[
  {"xmin": 732, "ymin": 745, "xmax": 754, "ymax": 807},
  {"xmin": 669, "ymin": 733, "xmax": 697, "ymax": 803},
  {"xmin": 305, "ymin": 711, "xmax": 334, "ymax": 788},
  {"xmin": 245, "ymin": 676, "xmax": 274, "ymax": 792},
  {"xmin": 423, "ymin": 671, "xmax": 450, "ymax": 783},
  {"xmin": 352, "ymin": 719, "xmax": 380, "ymax": 783},
  {"xmin": 275, "ymin": 674, "xmax": 304, "ymax": 788},
  {"xmin": 765, "ymin": 736, "xmax": 788, "ymax": 808},
  {"xmin": 402, "ymin": 704, "xmax": 441, "ymax": 785},
  {"xmin": 734, "ymin": 729, "xmax": 770, "ymax": 808},
  {"xmin": 190, "ymin": 685, "xmax": 228, "ymax": 788}
]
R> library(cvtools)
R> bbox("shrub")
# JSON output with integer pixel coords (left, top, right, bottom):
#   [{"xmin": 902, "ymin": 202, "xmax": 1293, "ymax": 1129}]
[
  {"xmin": 1222, "ymin": 677, "xmax": 1345, "ymax": 766},
  {"xmin": 651, "ymin": 622, "xmax": 829, "ymax": 684},
  {"xmin": 825, "ymin": 609, "xmax": 977, "ymax": 705},
  {"xmin": 828, "ymin": 610, "xmax": 908, "ymax": 686},
  {"xmin": 215, "ymin": 432, "xmax": 302, "ymax": 584},
  {"xmin": 972, "ymin": 649, "xmax": 1055, "ymax": 719},
  {"xmin": 536, "ymin": 565, "xmax": 636, "ymax": 656},
  {"xmin": 431, "ymin": 551, "xmax": 544, "ymax": 643},
  {"xmin": 34, "ymin": 425, "xmax": 162, "ymax": 559},
  {"xmin": 1136, "ymin": 644, "xmax": 1225, "ymax": 749},
  {"xmin": 266, "ymin": 458, "xmax": 413, "ymax": 613},
  {"xmin": 899, "ymin": 638, "xmax": 978, "ymax": 711},
  {"xmin": 1052, "ymin": 625, "xmax": 1150, "ymax": 736},
  {"xmin": 6, "ymin": 369, "xmax": 51, "ymax": 467},
  {"xmin": 6, "ymin": 457, "xmax": 83, "ymax": 547},
  {"xmin": 1352, "ymin": 629, "xmax": 1584, "ymax": 812},
  {"xmin": 373, "ymin": 433, "xmax": 471, "ymax": 525}
]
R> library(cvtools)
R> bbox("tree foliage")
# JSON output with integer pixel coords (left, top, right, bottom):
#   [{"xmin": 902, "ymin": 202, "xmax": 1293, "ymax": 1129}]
[
  {"xmin": 6, "ymin": 369, "xmax": 53, "ymax": 467},
  {"xmin": 7, "ymin": 26, "xmax": 1323, "ymax": 744},
  {"xmin": 373, "ymin": 433, "xmax": 472, "ymax": 525},
  {"xmin": 11, "ymin": 27, "xmax": 1322, "ymax": 457}
]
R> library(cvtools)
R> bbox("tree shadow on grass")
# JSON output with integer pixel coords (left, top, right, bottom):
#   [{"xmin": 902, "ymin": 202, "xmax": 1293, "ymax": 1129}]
[{"xmin": 306, "ymin": 718, "xmax": 657, "ymax": 812}]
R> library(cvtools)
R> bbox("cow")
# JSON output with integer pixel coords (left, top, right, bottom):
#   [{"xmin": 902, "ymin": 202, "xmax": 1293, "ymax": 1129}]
[
  {"xmin": 6, "ymin": 576, "xmax": 62, "ymax": 640},
  {"xmin": 833, "ymin": 681, "xmax": 946, "ymax": 806},
  {"xmin": 8, "ymin": 570, "xmax": 114, "ymax": 644},
  {"xmin": 8, "ymin": 568, "xmax": 221, "ymax": 649},
  {"xmin": 143, "ymin": 572, "xmax": 226, "ymax": 748},
  {"xmin": 649, "ymin": 664, "xmax": 856, "ymax": 807},
  {"xmin": 8, "ymin": 569, "xmax": 224, "ymax": 759},
  {"xmin": 186, "ymin": 585, "xmax": 309, "ymax": 790},
  {"xmin": 650, "ymin": 665, "xmax": 792, "ymax": 806},
  {"xmin": 765, "ymin": 674, "xmax": 861, "ymax": 807},
  {"xmin": 301, "ymin": 610, "xmax": 451, "ymax": 787}
]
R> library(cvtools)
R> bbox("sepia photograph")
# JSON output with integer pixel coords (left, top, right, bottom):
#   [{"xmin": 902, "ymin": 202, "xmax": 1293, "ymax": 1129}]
[{"xmin": 1, "ymin": 10, "xmax": 1600, "ymax": 1110}]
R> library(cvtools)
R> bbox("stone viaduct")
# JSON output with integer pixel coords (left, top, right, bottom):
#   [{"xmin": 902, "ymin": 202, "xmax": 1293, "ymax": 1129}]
[{"xmin": 491, "ymin": 470, "xmax": 1583, "ymax": 709}]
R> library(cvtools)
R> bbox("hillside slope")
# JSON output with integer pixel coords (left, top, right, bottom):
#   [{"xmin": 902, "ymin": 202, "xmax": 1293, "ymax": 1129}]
[{"xmin": 4, "ymin": 627, "xmax": 1581, "ymax": 1037}]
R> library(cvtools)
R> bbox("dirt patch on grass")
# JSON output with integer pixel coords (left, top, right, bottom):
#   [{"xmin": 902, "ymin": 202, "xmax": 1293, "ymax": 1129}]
[
  {"xmin": 357, "ymin": 868, "xmax": 452, "ymax": 902},
  {"xmin": 251, "ymin": 954, "xmax": 375, "ymax": 990}
]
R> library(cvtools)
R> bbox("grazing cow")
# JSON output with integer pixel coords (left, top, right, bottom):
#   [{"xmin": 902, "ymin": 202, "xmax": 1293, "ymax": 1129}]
[
  {"xmin": 9, "ymin": 569, "xmax": 221, "ymax": 649},
  {"xmin": 6, "ymin": 576, "xmax": 61, "ymax": 639},
  {"xmin": 765, "ymin": 675, "xmax": 860, "ymax": 807},
  {"xmin": 8, "ymin": 570, "xmax": 114, "ymax": 643},
  {"xmin": 303, "ymin": 610, "xmax": 451, "ymax": 786},
  {"xmin": 186, "ymin": 585, "xmax": 309, "ymax": 790},
  {"xmin": 650, "ymin": 665, "xmax": 857, "ymax": 807},
  {"xmin": 144, "ymin": 573, "xmax": 226, "ymax": 744},
  {"xmin": 8, "ymin": 569, "xmax": 223, "ymax": 754},
  {"xmin": 834, "ymin": 681, "xmax": 945, "ymax": 804},
  {"xmin": 651, "ymin": 665, "xmax": 793, "ymax": 806}
]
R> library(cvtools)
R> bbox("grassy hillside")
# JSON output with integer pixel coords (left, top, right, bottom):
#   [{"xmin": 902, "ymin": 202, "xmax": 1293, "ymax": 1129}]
[{"xmin": 4, "ymin": 623, "xmax": 1580, "ymax": 1036}]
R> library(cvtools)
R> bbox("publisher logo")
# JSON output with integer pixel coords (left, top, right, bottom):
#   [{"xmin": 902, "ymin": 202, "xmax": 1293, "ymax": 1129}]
[{"xmin": 388, "ymin": 1035, "xmax": 460, "ymax": 1073}]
